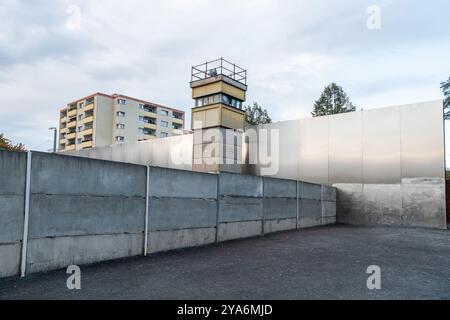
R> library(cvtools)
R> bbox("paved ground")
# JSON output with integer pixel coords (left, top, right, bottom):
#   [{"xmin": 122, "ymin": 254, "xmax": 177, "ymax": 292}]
[{"xmin": 0, "ymin": 225, "xmax": 449, "ymax": 300}]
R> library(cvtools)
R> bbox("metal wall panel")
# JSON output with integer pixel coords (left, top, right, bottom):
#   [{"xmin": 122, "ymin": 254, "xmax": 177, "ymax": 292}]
[
  {"xmin": 298, "ymin": 117, "xmax": 329, "ymax": 185},
  {"xmin": 362, "ymin": 106, "xmax": 401, "ymax": 183},
  {"xmin": 329, "ymin": 111, "xmax": 363, "ymax": 184},
  {"xmin": 400, "ymin": 101, "xmax": 445, "ymax": 179},
  {"xmin": 260, "ymin": 120, "xmax": 299, "ymax": 180}
]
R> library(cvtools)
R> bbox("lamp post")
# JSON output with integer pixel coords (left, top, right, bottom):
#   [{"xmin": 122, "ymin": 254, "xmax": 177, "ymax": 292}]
[{"xmin": 49, "ymin": 127, "xmax": 57, "ymax": 153}]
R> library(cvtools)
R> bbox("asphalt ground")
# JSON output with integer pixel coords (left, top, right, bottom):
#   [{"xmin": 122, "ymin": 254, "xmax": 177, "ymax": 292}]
[{"xmin": 1, "ymin": 224, "xmax": 449, "ymax": 300}]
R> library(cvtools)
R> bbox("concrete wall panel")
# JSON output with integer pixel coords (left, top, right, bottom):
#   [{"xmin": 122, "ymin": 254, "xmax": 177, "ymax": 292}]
[
  {"xmin": 263, "ymin": 177, "xmax": 296, "ymax": 198},
  {"xmin": 401, "ymin": 178, "xmax": 446, "ymax": 229},
  {"xmin": 219, "ymin": 172, "xmax": 263, "ymax": 198},
  {"xmin": 31, "ymin": 152, "xmax": 146, "ymax": 197},
  {"xmin": 322, "ymin": 201, "xmax": 337, "ymax": 218},
  {"xmin": 26, "ymin": 233, "xmax": 143, "ymax": 274},
  {"xmin": 28, "ymin": 194, "xmax": 145, "ymax": 238},
  {"xmin": 148, "ymin": 228, "xmax": 216, "ymax": 253},
  {"xmin": 148, "ymin": 199, "xmax": 216, "ymax": 231},
  {"xmin": 0, "ymin": 195, "xmax": 25, "ymax": 242},
  {"xmin": 219, "ymin": 198, "xmax": 263, "ymax": 222},
  {"xmin": 217, "ymin": 221, "xmax": 262, "ymax": 242},
  {"xmin": 299, "ymin": 199, "xmax": 322, "ymax": 227},
  {"xmin": 263, "ymin": 198, "xmax": 297, "ymax": 220},
  {"xmin": 0, "ymin": 243, "xmax": 21, "ymax": 278},
  {"xmin": 264, "ymin": 218, "xmax": 297, "ymax": 234},
  {"xmin": 299, "ymin": 182, "xmax": 321, "ymax": 200},
  {"xmin": 321, "ymin": 185, "xmax": 336, "ymax": 202},
  {"xmin": 148, "ymin": 167, "xmax": 217, "ymax": 199},
  {"xmin": 0, "ymin": 151, "xmax": 26, "ymax": 278}
]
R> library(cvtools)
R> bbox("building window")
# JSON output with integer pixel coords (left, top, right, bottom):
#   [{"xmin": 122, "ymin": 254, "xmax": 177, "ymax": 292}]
[
  {"xmin": 117, "ymin": 111, "xmax": 126, "ymax": 117},
  {"xmin": 116, "ymin": 123, "xmax": 125, "ymax": 129},
  {"xmin": 160, "ymin": 132, "xmax": 168, "ymax": 138},
  {"xmin": 116, "ymin": 136, "xmax": 125, "ymax": 142},
  {"xmin": 173, "ymin": 112, "xmax": 183, "ymax": 119},
  {"xmin": 117, "ymin": 99, "xmax": 126, "ymax": 105},
  {"xmin": 160, "ymin": 120, "xmax": 168, "ymax": 127},
  {"xmin": 173, "ymin": 123, "xmax": 182, "ymax": 130},
  {"xmin": 78, "ymin": 126, "xmax": 83, "ymax": 132},
  {"xmin": 138, "ymin": 128, "xmax": 144, "ymax": 133},
  {"xmin": 77, "ymin": 138, "xmax": 82, "ymax": 144},
  {"xmin": 160, "ymin": 109, "xmax": 169, "ymax": 116},
  {"xmin": 139, "ymin": 104, "xmax": 145, "ymax": 109},
  {"xmin": 79, "ymin": 102, "xmax": 84, "ymax": 109}
]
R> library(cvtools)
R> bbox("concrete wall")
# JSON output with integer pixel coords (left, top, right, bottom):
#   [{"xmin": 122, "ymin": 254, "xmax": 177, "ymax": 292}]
[
  {"xmin": 263, "ymin": 177, "xmax": 297, "ymax": 233},
  {"xmin": 0, "ymin": 151, "xmax": 26, "ymax": 277},
  {"xmin": 26, "ymin": 152, "xmax": 146, "ymax": 274},
  {"xmin": 0, "ymin": 151, "xmax": 335, "ymax": 278},
  {"xmin": 147, "ymin": 167, "xmax": 217, "ymax": 253},
  {"xmin": 335, "ymin": 178, "xmax": 445, "ymax": 229},
  {"xmin": 218, "ymin": 173, "xmax": 264, "ymax": 241}
]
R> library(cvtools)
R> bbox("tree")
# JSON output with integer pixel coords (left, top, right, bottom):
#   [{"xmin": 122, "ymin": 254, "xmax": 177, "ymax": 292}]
[
  {"xmin": 312, "ymin": 82, "xmax": 356, "ymax": 117},
  {"xmin": 441, "ymin": 76, "xmax": 450, "ymax": 119},
  {"xmin": 244, "ymin": 102, "xmax": 272, "ymax": 128},
  {"xmin": 0, "ymin": 133, "xmax": 26, "ymax": 152}
]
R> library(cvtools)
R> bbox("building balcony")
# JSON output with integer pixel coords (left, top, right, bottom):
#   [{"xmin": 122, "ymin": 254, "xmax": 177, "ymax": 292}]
[
  {"xmin": 144, "ymin": 110, "xmax": 157, "ymax": 118},
  {"xmin": 172, "ymin": 117, "xmax": 184, "ymax": 124},
  {"xmin": 82, "ymin": 128, "xmax": 93, "ymax": 135},
  {"xmin": 67, "ymin": 120, "xmax": 77, "ymax": 128},
  {"xmin": 65, "ymin": 144, "xmax": 76, "ymax": 151},
  {"xmin": 81, "ymin": 140, "xmax": 93, "ymax": 149},
  {"xmin": 144, "ymin": 123, "xmax": 157, "ymax": 130},
  {"xmin": 60, "ymin": 117, "xmax": 67, "ymax": 124},
  {"xmin": 172, "ymin": 129, "xmax": 183, "ymax": 135},
  {"xmin": 68, "ymin": 109, "xmax": 77, "ymax": 117},
  {"xmin": 84, "ymin": 103, "xmax": 94, "ymax": 111},
  {"xmin": 66, "ymin": 132, "xmax": 76, "ymax": 140},
  {"xmin": 59, "ymin": 127, "xmax": 67, "ymax": 134},
  {"xmin": 81, "ymin": 116, "xmax": 94, "ymax": 124}
]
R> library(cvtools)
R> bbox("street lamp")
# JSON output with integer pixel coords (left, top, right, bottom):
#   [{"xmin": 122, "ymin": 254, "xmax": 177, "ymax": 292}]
[{"xmin": 49, "ymin": 127, "xmax": 57, "ymax": 153}]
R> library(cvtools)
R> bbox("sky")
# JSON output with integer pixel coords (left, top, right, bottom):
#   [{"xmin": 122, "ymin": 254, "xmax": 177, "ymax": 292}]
[{"xmin": 0, "ymin": 0, "xmax": 449, "ymax": 153}]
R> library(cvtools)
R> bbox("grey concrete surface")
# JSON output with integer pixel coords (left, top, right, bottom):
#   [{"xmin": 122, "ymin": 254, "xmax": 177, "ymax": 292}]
[
  {"xmin": 335, "ymin": 178, "xmax": 446, "ymax": 229},
  {"xmin": 31, "ymin": 152, "xmax": 146, "ymax": 197},
  {"xmin": 217, "ymin": 220, "xmax": 263, "ymax": 241},
  {"xmin": 148, "ymin": 228, "xmax": 216, "ymax": 254},
  {"xmin": 1, "ymin": 225, "xmax": 449, "ymax": 300},
  {"xmin": 299, "ymin": 199, "xmax": 322, "ymax": 228},
  {"xmin": 0, "ymin": 151, "xmax": 26, "ymax": 277},
  {"xmin": 147, "ymin": 167, "xmax": 218, "ymax": 253},
  {"xmin": 28, "ymin": 194, "xmax": 145, "ymax": 237},
  {"xmin": 0, "ymin": 151, "xmax": 336, "ymax": 278}
]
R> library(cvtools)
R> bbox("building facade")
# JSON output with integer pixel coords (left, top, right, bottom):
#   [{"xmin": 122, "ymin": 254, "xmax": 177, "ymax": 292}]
[{"xmin": 58, "ymin": 93, "xmax": 185, "ymax": 151}]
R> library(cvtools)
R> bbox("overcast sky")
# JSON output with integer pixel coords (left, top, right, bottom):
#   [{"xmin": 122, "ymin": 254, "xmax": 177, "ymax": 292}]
[{"xmin": 1, "ymin": 0, "xmax": 449, "ymax": 152}]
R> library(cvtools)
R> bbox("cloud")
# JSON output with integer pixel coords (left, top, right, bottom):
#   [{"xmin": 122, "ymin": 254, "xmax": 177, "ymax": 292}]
[{"xmin": 0, "ymin": 0, "xmax": 449, "ymax": 151}]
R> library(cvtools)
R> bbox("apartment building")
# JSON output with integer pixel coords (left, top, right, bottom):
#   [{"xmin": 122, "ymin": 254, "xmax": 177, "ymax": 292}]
[{"xmin": 58, "ymin": 93, "xmax": 185, "ymax": 151}]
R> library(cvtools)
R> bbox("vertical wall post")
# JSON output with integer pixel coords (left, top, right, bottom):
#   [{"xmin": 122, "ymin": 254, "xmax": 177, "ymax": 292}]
[
  {"xmin": 215, "ymin": 173, "xmax": 220, "ymax": 244},
  {"xmin": 296, "ymin": 180, "xmax": 300, "ymax": 229},
  {"xmin": 261, "ymin": 176, "xmax": 265, "ymax": 236},
  {"xmin": 20, "ymin": 151, "xmax": 32, "ymax": 277},
  {"xmin": 144, "ymin": 166, "xmax": 150, "ymax": 256}
]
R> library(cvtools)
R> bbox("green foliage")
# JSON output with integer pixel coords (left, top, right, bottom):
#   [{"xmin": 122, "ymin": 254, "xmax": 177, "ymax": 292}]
[
  {"xmin": 0, "ymin": 133, "xmax": 26, "ymax": 152},
  {"xmin": 441, "ymin": 76, "xmax": 450, "ymax": 119},
  {"xmin": 244, "ymin": 102, "xmax": 272, "ymax": 128},
  {"xmin": 312, "ymin": 82, "xmax": 356, "ymax": 117}
]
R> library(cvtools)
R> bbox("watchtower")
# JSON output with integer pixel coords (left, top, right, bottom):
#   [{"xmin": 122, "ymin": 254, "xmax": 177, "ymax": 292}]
[{"xmin": 190, "ymin": 58, "xmax": 247, "ymax": 173}]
